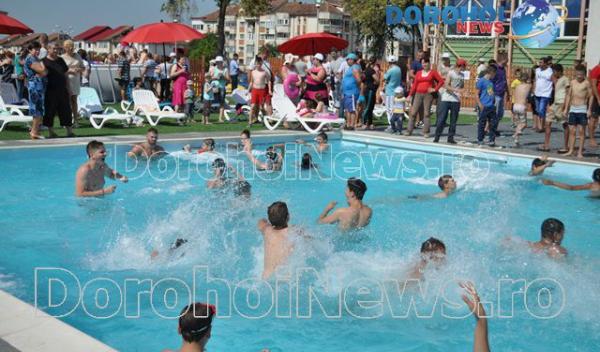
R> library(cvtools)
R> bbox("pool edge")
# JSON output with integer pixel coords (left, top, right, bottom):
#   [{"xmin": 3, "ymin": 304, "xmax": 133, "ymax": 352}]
[{"xmin": 0, "ymin": 289, "xmax": 117, "ymax": 352}]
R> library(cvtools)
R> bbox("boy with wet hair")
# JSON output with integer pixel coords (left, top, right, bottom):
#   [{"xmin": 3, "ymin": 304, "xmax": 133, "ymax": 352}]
[
  {"xmin": 528, "ymin": 156, "xmax": 555, "ymax": 176},
  {"xmin": 296, "ymin": 131, "xmax": 330, "ymax": 152},
  {"xmin": 410, "ymin": 237, "xmax": 447, "ymax": 279},
  {"xmin": 233, "ymin": 180, "xmax": 252, "ymax": 198},
  {"xmin": 206, "ymin": 158, "xmax": 228, "ymax": 189},
  {"xmin": 183, "ymin": 138, "xmax": 216, "ymax": 154},
  {"xmin": 75, "ymin": 140, "xmax": 128, "ymax": 197},
  {"xmin": 529, "ymin": 218, "xmax": 567, "ymax": 258},
  {"xmin": 542, "ymin": 168, "xmax": 600, "ymax": 198},
  {"xmin": 436, "ymin": 175, "xmax": 457, "ymax": 198},
  {"xmin": 163, "ymin": 302, "xmax": 215, "ymax": 352},
  {"xmin": 258, "ymin": 201, "xmax": 294, "ymax": 280},
  {"xmin": 318, "ymin": 177, "xmax": 372, "ymax": 231}
]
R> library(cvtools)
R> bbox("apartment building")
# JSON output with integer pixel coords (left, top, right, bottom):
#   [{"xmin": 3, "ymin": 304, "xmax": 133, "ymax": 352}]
[{"xmin": 191, "ymin": 0, "xmax": 360, "ymax": 64}]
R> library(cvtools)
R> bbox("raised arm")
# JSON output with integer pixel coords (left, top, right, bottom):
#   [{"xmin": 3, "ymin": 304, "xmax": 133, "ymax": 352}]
[
  {"xmin": 318, "ymin": 201, "xmax": 340, "ymax": 224},
  {"xmin": 460, "ymin": 282, "xmax": 490, "ymax": 352},
  {"xmin": 542, "ymin": 179, "xmax": 593, "ymax": 191}
]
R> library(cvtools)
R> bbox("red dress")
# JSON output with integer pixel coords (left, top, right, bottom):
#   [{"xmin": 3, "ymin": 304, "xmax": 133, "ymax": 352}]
[{"xmin": 172, "ymin": 64, "xmax": 190, "ymax": 106}]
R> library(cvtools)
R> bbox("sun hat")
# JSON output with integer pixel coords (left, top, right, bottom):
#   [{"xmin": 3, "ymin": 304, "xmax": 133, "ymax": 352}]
[
  {"xmin": 394, "ymin": 86, "xmax": 404, "ymax": 94},
  {"xmin": 478, "ymin": 57, "xmax": 485, "ymax": 62},
  {"xmin": 284, "ymin": 53, "xmax": 294, "ymax": 65},
  {"xmin": 214, "ymin": 56, "xmax": 224, "ymax": 62},
  {"xmin": 442, "ymin": 52, "xmax": 450, "ymax": 59},
  {"xmin": 169, "ymin": 52, "xmax": 176, "ymax": 57},
  {"xmin": 314, "ymin": 53, "xmax": 324, "ymax": 61}
]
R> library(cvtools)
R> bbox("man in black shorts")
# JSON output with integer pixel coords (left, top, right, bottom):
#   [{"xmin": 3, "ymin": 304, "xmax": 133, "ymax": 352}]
[{"xmin": 116, "ymin": 51, "xmax": 130, "ymax": 101}]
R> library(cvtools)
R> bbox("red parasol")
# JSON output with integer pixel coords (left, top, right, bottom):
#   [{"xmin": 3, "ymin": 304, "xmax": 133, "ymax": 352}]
[
  {"xmin": 277, "ymin": 32, "xmax": 348, "ymax": 56},
  {"xmin": 0, "ymin": 11, "xmax": 34, "ymax": 35},
  {"xmin": 120, "ymin": 21, "xmax": 204, "ymax": 44}
]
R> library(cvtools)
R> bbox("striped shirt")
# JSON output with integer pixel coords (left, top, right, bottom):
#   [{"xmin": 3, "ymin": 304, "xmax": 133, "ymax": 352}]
[
  {"xmin": 117, "ymin": 58, "xmax": 130, "ymax": 81},
  {"xmin": 144, "ymin": 59, "xmax": 157, "ymax": 78}
]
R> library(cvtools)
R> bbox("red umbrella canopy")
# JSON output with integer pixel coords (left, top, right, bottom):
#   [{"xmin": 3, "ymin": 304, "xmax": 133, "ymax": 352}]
[
  {"xmin": 120, "ymin": 22, "xmax": 204, "ymax": 44},
  {"xmin": 278, "ymin": 32, "xmax": 348, "ymax": 56},
  {"xmin": 0, "ymin": 11, "xmax": 34, "ymax": 35}
]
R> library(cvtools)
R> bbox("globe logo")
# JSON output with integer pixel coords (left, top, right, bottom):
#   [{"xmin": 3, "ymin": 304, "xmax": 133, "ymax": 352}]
[{"xmin": 511, "ymin": 0, "xmax": 567, "ymax": 49}]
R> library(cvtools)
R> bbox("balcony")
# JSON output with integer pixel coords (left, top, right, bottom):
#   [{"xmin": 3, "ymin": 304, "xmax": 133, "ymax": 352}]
[{"xmin": 276, "ymin": 25, "xmax": 289, "ymax": 33}]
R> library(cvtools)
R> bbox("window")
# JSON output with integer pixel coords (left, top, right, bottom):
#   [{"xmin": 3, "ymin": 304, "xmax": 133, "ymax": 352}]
[
  {"xmin": 277, "ymin": 33, "xmax": 288, "ymax": 39},
  {"xmin": 277, "ymin": 19, "xmax": 289, "ymax": 25}
]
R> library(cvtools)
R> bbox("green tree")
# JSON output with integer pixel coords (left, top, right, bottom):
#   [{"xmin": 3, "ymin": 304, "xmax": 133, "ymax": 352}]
[
  {"xmin": 189, "ymin": 33, "xmax": 219, "ymax": 59},
  {"xmin": 259, "ymin": 42, "xmax": 279, "ymax": 58},
  {"xmin": 343, "ymin": 0, "xmax": 423, "ymax": 56},
  {"xmin": 160, "ymin": 0, "xmax": 193, "ymax": 22}
]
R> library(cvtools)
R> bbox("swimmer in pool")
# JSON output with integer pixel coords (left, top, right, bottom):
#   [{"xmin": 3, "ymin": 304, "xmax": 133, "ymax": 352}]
[
  {"xmin": 528, "ymin": 218, "xmax": 568, "ymax": 258},
  {"xmin": 245, "ymin": 144, "xmax": 285, "ymax": 171},
  {"xmin": 541, "ymin": 168, "xmax": 600, "ymax": 198},
  {"xmin": 300, "ymin": 153, "xmax": 317, "ymax": 170},
  {"xmin": 240, "ymin": 129, "xmax": 252, "ymax": 153},
  {"xmin": 258, "ymin": 201, "xmax": 296, "ymax": 280},
  {"xmin": 150, "ymin": 238, "xmax": 188, "ymax": 259},
  {"xmin": 162, "ymin": 302, "xmax": 215, "ymax": 352},
  {"xmin": 206, "ymin": 158, "xmax": 229, "ymax": 189},
  {"xmin": 233, "ymin": 179, "xmax": 252, "ymax": 198},
  {"xmin": 296, "ymin": 131, "xmax": 330, "ymax": 152},
  {"xmin": 410, "ymin": 175, "xmax": 457, "ymax": 199},
  {"xmin": 529, "ymin": 156, "xmax": 555, "ymax": 176},
  {"xmin": 318, "ymin": 178, "xmax": 372, "ymax": 231},
  {"xmin": 409, "ymin": 237, "xmax": 446, "ymax": 279},
  {"xmin": 183, "ymin": 138, "xmax": 218, "ymax": 154},
  {"xmin": 127, "ymin": 127, "xmax": 165, "ymax": 158},
  {"xmin": 75, "ymin": 140, "xmax": 128, "ymax": 197}
]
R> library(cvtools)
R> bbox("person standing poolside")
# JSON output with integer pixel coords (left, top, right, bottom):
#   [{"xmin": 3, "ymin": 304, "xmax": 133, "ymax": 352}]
[
  {"xmin": 545, "ymin": 64, "xmax": 570, "ymax": 152},
  {"xmin": 491, "ymin": 54, "xmax": 510, "ymax": 137},
  {"xmin": 61, "ymin": 39, "xmax": 85, "ymax": 126},
  {"xmin": 127, "ymin": 127, "xmax": 165, "ymax": 158},
  {"xmin": 75, "ymin": 141, "xmax": 128, "ymax": 197},
  {"xmin": 534, "ymin": 57, "xmax": 554, "ymax": 138},
  {"xmin": 341, "ymin": 53, "xmax": 362, "ymax": 130},
  {"xmin": 409, "ymin": 237, "xmax": 446, "ymax": 280},
  {"xmin": 229, "ymin": 53, "xmax": 239, "ymax": 91},
  {"xmin": 208, "ymin": 56, "xmax": 229, "ymax": 122},
  {"xmin": 542, "ymin": 168, "xmax": 600, "ymax": 198},
  {"xmin": 406, "ymin": 58, "xmax": 444, "ymax": 138},
  {"xmin": 42, "ymin": 42, "xmax": 75, "ymax": 138},
  {"xmin": 588, "ymin": 60, "xmax": 600, "ymax": 148},
  {"xmin": 249, "ymin": 56, "xmax": 270, "ymax": 125},
  {"xmin": 318, "ymin": 177, "xmax": 372, "ymax": 231},
  {"xmin": 116, "ymin": 51, "xmax": 130, "ymax": 102},
  {"xmin": 24, "ymin": 41, "xmax": 47, "ymax": 139},
  {"xmin": 163, "ymin": 302, "xmax": 215, "ymax": 352},
  {"xmin": 383, "ymin": 55, "xmax": 403, "ymax": 129},
  {"xmin": 258, "ymin": 201, "xmax": 296, "ymax": 280},
  {"xmin": 511, "ymin": 71, "xmax": 532, "ymax": 145},
  {"xmin": 563, "ymin": 65, "xmax": 593, "ymax": 158},
  {"xmin": 170, "ymin": 56, "xmax": 191, "ymax": 113},
  {"xmin": 361, "ymin": 57, "xmax": 380, "ymax": 130},
  {"xmin": 476, "ymin": 66, "xmax": 498, "ymax": 146},
  {"xmin": 528, "ymin": 218, "xmax": 568, "ymax": 258},
  {"xmin": 434, "ymin": 58, "xmax": 467, "ymax": 144}
]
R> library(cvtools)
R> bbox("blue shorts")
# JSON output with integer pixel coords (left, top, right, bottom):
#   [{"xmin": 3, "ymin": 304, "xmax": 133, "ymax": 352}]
[
  {"xmin": 535, "ymin": 96, "xmax": 550, "ymax": 119},
  {"xmin": 568, "ymin": 112, "xmax": 588, "ymax": 126},
  {"xmin": 343, "ymin": 95, "xmax": 357, "ymax": 113}
]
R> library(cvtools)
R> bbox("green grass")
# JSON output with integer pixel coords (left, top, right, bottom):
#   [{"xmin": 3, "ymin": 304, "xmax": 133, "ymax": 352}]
[{"xmin": 0, "ymin": 102, "xmax": 479, "ymax": 141}]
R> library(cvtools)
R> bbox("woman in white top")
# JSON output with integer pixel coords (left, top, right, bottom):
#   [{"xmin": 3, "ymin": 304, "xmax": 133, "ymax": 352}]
[{"xmin": 61, "ymin": 40, "xmax": 85, "ymax": 125}]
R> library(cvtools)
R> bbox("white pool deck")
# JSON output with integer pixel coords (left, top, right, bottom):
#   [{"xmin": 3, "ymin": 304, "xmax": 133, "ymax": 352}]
[{"xmin": 0, "ymin": 129, "xmax": 597, "ymax": 351}]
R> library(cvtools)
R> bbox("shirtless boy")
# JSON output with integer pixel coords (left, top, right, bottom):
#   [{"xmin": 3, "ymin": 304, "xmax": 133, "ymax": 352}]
[
  {"xmin": 127, "ymin": 127, "xmax": 165, "ymax": 158},
  {"xmin": 296, "ymin": 132, "xmax": 330, "ymax": 152},
  {"xmin": 75, "ymin": 140, "xmax": 128, "ymax": 197},
  {"xmin": 409, "ymin": 237, "xmax": 447, "ymax": 280},
  {"xmin": 511, "ymin": 71, "xmax": 532, "ymax": 145},
  {"xmin": 528, "ymin": 218, "xmax": 567, "ymax": 258},
  {"xmin": 318, "ymin": 178, "xmax": 372, "ymax": 231},
  {"xmin": 249, "ymin": 56, "xmax": 271, "ymax": 125},
  {"xmin": 563, "ymin": 65, "xmax": 594, "ymax": 158},
  {"xmin": 257, "ymin": 201, "xmax": 295, "ymax": 280}
]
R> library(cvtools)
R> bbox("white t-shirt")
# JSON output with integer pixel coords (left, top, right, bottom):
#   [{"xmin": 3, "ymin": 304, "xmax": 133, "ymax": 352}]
[{"xmin": 535, "ymin": 67, "xmax": 554, "ymax": 98}]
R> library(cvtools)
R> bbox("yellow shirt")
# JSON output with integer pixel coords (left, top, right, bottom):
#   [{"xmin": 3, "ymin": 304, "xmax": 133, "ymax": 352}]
[{"xmin": 511, "ymin": 79, "xmax": 522, "ymax": 90}]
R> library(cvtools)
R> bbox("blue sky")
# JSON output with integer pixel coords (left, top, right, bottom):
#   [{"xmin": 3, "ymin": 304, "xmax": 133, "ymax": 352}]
[{"xmin": 2, "ymin": 0, "xmax": 215, "ymax": 35}]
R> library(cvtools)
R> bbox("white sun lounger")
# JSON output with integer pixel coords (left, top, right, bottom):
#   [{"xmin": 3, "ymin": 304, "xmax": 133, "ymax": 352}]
[
  {"xmin": 0, "ymin": 95, "xmax": 33, "ymax": 132},
  {"xmin": 77, "ymin": 87, "xmax": 134, "ymax": 129},
  {"xmin": 264, "ymin": 84, "xmax": 345, "ymax": 134},
  {"xmin": 0, "ymin": 82, "xmax": 29, "ymax": 112},
  {"xmin": 132, "ymin": 89, "xmax": 186, "ymax": 126}
]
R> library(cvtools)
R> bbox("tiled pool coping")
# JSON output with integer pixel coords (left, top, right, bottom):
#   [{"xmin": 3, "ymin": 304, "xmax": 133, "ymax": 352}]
[{"xmin": 0, "ymin": 129, "xmax": 597, "ymax": 351}]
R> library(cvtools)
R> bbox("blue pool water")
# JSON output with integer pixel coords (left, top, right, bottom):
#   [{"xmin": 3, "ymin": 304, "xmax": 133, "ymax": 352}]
[{"xmin": 1, "ymin": 136, "xmax": 599, "ymax": 351}]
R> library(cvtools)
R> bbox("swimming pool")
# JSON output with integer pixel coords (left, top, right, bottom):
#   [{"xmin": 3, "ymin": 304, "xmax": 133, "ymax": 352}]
[{"xmin": 1, "ymin": 134, "xmax": 599, "ymax": 351}]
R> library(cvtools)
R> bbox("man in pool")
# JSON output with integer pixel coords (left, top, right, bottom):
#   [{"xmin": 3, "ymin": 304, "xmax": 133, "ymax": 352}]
[
  {"xmin": 411, "ymin": 175, "xmax": 457, "ymax": 199},
  {"xmin": 127, "ymin": 127, "xmax": 165, "ymax": 158},
  {"xmin": 528, "ymin": 218, "xmax": 567, "ymax": 258},
  {"xmin": 529, "ymin": 156, "xmax": 555, "ymax": 176},
  {"xmin": 258, "ymin": 201, "xmax": 295, "ymax": 280},
  {"xmin": 163, "ymin": 302, "xmax": 215, "ymax": 352},
  {"xmin": 409, "ymin": 237, "xmax": 446, "ymax": 279},
  {"xmin": 542, "ymin": 168, "xmax": 600, "ymax": 198},
  {"xmin": 318, "ymin": 177, "xmax": 372, "ymax": 231},
  {"xmin": 206, "ymin": 158, "xmax": 229, "ymax": 189},
  {"xmin": 183, "ymin": 138, "xmax": 218, "ymax": 154},
  {"xmin": 75, "ymin": 140, "xmax": 128, "ymax": 197},
  {"xmin": 150, "ymin": 238, "xmax": 188, "ymax": 259},
  {"xmin": 296, "ymin": 132, "xmax": 330, "ymax": 152},
  {"xmin": 245, "ymin": 144, "xmax": 285, "ymax": 171}
]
